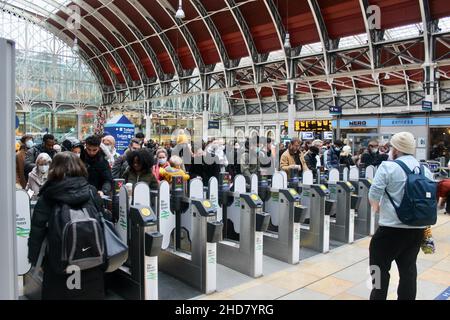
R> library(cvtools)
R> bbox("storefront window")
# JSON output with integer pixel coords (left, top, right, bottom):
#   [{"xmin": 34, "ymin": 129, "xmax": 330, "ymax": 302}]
[
  {"xmin": 80, "ymin": 108, "xmax": 96, "ymax": 140},
  {"xmin": 429, "ymin": 128, "xmax": 450, "ymax": 162},
  {"xmin": 15, "ymin": 112, "xmax": 26, "ymax": 138},
  {"xmin": 54, "ymin": 106, "xmax": 77, "ymax": 142},
  {"xmin": 25, "ymin": 104, "xmax": 52, "ymax": 140}
]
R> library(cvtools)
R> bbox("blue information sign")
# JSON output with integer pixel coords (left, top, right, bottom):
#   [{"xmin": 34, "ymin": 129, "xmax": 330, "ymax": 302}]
[
  {"xmin": 329, "ymin": 105, "xmax": 342, "ymax": 115},
  {"xmin": 104, "ymin": 115, "xmax": 135, "ymax": 155},
  {"xmin": 422, "ymin": 100, "xmax": 432, "ymax": 111},
  {"xmin": 208, "ymin": 120, "xmax": 220, "ymax": 129}
]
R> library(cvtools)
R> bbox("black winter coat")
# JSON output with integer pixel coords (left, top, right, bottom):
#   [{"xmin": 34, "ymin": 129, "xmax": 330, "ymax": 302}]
[
  {"xmin": 28, "ymin": 176, "xmax": 105, "ymax": 300},
  {"xmin": 82, "ymin": 151, "xmax": 112, "ymax": 195}
]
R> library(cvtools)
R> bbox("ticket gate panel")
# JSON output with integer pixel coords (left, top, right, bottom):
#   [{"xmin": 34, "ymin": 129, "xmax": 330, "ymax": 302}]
[
  {"xmin": 181, "ymin": 178, "xmax": 204, "ymax": 238},
  {"xmin": 251, "ymin": 174, "xmax": 258, "ymax": 194},
  {"xmin": 16, "ymin": 189, "xmax": 31, "ymax": 276},
  {"xmin": 159, "ymin": 197, "xmax": 221, "ymax": 294},
  {"xmin": 208, "ymin": 177, "xmax": 220, "ymax": 221},
  {"xmin": 217, "ymin": 193, "xmax": 268, "ymax": 278},
  {"xmin": 280, "ymin": 170, "xmax": 288, "ymax": 188},
  {"xmin": 263, "ymin": 189, "xmax": 302, "ymax": 264},
  {"xmin": 328, "ymin": 181, "xmax": 355, "ymax": 244},
  {"xmin": 300, "ymin": 185, "xmax": 331, "ymax": 253},
  {"xmin": 342, "ymin": 167, "xmax": 349, "ymax": 181},
  {"xmin": 158, "ymin": 181, "xmax": 175, "ymax": 250},
  {"xmin": 272, "ymin": 172, "xmax": 284, "ymax": 190},
  {"xmin": 117, "ymin": 186, "xmax": 129, "ymax": 244},
  {"xmin": 134, "ymin": 182, "xmax": 150, "ymax": 206},
  {"xmin": 365, "ymin": 165, "xmax": 375, "ymax": 179},
  {"xmin": 353, "ymin": 178, "xmax": 376, "ymax": 237},
  {"xmin": 226, "ymin": 175, "xmax": 246, "ymax": 234}
]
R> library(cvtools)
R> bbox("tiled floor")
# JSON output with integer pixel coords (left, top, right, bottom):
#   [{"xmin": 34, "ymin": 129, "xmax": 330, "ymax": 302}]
[{"xmin": 198, "ymin": 212, "xmax": 450, "ymax": 300}]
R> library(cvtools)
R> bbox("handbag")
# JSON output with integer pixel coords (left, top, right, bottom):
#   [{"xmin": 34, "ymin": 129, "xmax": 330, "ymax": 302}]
[
  {"xmin": 89, "ymin": 189, "xmax": 128, "ymax": 273},
  {"xmin": 101, "ymin": 215, "xmax": 129, "ymax": 273}
]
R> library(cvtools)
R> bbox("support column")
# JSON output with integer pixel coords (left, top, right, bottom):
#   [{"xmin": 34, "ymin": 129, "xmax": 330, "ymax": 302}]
[
  {"xmin": 77, "ymin": 112, "xmax": 83, "ymax": 140},
  {"xmin": 202, "ymin": 91, "xmax": 209, "ymax": 143},
  {"xmin": 0, "ymin": 38, "xmax": 18, "ymax": 299},
  {"xmin": 287, "ymin": 80, "xmax": 296, "ymax": 138},
  {"xmin": 144, "ymin": 101, "xmax": 152, "ymax": 140}
]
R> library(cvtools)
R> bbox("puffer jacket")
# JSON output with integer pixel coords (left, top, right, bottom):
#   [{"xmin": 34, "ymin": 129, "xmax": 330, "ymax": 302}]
[{"xmin": 28, "ymin": 176, "xmax": 105, "ymax": 300}]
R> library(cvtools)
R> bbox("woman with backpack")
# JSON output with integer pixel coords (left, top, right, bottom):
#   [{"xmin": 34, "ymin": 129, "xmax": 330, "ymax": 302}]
[{"xmin": 28, "ymin": 151, "xmax": 106, "ymax": 300}]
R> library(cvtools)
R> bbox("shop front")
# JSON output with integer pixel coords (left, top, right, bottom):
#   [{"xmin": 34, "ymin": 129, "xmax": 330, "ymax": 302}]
[
  {"xmin": 379, "ymin": 117, "xmax": 428, "ymax": 161},
  {"xmin": 428, "ymin": 117, "xmax": 450, "ymax": 163}
]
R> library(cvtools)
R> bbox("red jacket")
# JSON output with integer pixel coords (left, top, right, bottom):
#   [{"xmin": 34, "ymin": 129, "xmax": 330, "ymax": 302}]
[{"xmin": 437, "ymin": 179, "xmax": 450, "ymax": 198}]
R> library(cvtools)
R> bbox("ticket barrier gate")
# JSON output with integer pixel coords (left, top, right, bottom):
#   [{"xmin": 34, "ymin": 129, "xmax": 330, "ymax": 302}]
[
  {"xmin": 260, "ymin": 173, "xmax": 306, "ymax": 264},
  {"xmin": 157, "ymin": 177, "xmax": 222, "ymax": 294},
  {"xmin": 294, "ymin": 170, "xmax": 335, "ymax": 253},
  {"xmin": 326, "ymin": 168, "xmax": 361, "ymax": 244},
  {"xmin": 109, "ymin": 204, "xmax": 163, "ymax": 300},
  {"xmin": 348, "ymin": 167, "xmax": 377, "ymax": 237},
  {"xmin": 217, "ymin": 174, "xmax": 270, "ymax": 278}
]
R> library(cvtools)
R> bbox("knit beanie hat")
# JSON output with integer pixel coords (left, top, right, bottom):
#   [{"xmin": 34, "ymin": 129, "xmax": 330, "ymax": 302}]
[{"xmin": 390, "ymin": 132, "xmax": 415, "ymax": 155}]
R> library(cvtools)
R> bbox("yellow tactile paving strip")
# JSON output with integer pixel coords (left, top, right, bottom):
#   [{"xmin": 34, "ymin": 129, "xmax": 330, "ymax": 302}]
[{"xmin": 198, "ymin": 212, "xmax": 450, "ymax": 300}]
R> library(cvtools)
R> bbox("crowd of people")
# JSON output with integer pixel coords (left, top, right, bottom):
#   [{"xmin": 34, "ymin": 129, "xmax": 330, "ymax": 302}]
[
  {"xmin": 16, "ymin": 130, "xmax": 396, "ymax": 200},
  {"xmin": 16, "ymin": 129, "xmax": 439, "ymax": 301}
]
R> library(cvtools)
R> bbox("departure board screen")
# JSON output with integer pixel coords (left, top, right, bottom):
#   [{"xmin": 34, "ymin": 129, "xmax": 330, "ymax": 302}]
[{"xmin": 283, "ymin": 120, "xmax": 332, "ymax": 132}]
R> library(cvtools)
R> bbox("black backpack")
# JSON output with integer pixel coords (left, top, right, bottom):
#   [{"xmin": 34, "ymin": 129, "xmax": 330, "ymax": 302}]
[{"xmin": 47, "ymin": 195, "xmax": 105, "ymax": 274}]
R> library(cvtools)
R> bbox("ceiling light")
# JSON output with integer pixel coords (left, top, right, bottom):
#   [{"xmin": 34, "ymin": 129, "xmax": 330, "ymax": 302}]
[
  {"xmin": 175, "ymin": 0, "xmax": 185, "ymax": 19},
  {"xmin": 72, "ymin": 38, "xmax": 79, "ymax": 53},
  {"xmin": 284, "ymin": 32, "xmax": 291, "ymax": 49},
  {"xmin": 384, "ymin": 73, "xmax": 390, "ymax": 80}
]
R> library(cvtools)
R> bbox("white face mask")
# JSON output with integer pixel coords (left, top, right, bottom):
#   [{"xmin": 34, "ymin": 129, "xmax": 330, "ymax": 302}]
[
  {"xmin": 371, "ymin": 148, "xmax": 379, "ymax": 154},
  {"xmin": 75, "ymin": 153, "xmax": 81, "ymax": 158},
  {"xmin": 39, "ymin": 165, "xmax": 49, "ymax": 174},
  {"xmin": 26, "ymin": 140, "xmax": 34, "ymax": 149},
  {"xmin": 388, "ymin": 149, "xmax": 395, "ymax": 161},
  {"xmin": 158, "ymin": 158, "xmax": 167, "ymax": 165}
]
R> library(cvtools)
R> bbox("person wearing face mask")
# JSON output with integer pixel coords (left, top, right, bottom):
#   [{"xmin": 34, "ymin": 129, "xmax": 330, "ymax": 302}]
[
  {"xmin": 304, "ymin": 145, "xmax": 320, "ymax": 171},
  {"xmin": 101, "ymin": 135, "xmax": 119, "ymax": 168},
  {"xmin": 16, "ymin": 134, "xmax": 34, "ymax": 189},
  {"xmin": 25, "ymin": 134, "xmax": 57, "ymax": 178},
  {"xmin": 325, "ymin": 140, "xmax": 344, "ymax": 170},
  {"xmin": 360, "ymin": 140, "xmax": 388, "ymax": 168},
  {"xmin": 152, "ymin": 148, "xmax": 170, "ymax": 182},
  {"xmin": 26, "ymin": 153, "xmax": 52, "ymax": 198}
]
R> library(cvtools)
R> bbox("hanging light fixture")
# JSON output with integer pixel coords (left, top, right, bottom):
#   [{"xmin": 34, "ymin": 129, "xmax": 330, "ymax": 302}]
[
  {"xmin": 384, "ymin": 73, "xmax": 390, "ymax": 80},
  {"xmin": 284, "ymin": 33, "xmax": 291, "ymax": 49},
  {"xmin": 283, "ymin": 0, "xmax": 291, "ymax": 49},
  {"xmin": 175, "ymin": 0, "xmax": 185, "ymax": 19},
  {"xmin": 72, "ymin": 37, "xmax": 79, "ymax": 53}
]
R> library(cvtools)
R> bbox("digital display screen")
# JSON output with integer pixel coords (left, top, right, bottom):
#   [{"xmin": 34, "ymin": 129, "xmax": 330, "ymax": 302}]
[{"xmin": 283, "ymin": 120, "xmax": 332, "ymax": 132}]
